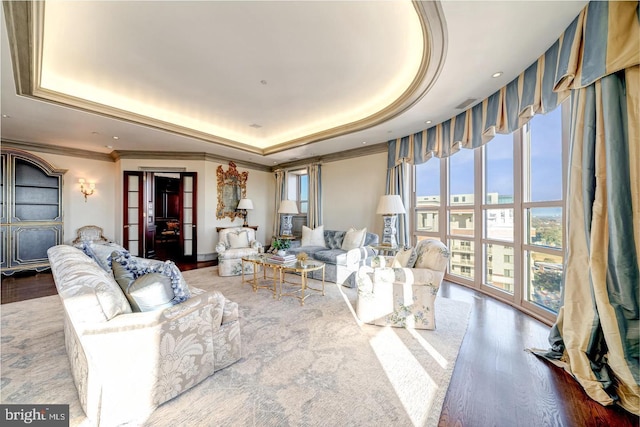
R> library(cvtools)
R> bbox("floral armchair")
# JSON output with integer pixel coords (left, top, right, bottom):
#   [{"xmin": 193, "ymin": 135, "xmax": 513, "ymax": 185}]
[
  {"xmin": 355, "ymin": 239, "xmax": 450, "ymax": 330},
  {"xmin": 215, "ymin": 227, "xmax": 263, "ymax": 276}
]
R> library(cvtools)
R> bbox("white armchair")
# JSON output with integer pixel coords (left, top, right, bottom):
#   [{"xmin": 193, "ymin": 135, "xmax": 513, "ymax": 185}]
[
  {"xmin": 216, "ymin": 227, "xmax": 263, "ymax": 276},
  {"xmin": 356, "ymin": 239, "xmax": 450, "ymax": 330}
]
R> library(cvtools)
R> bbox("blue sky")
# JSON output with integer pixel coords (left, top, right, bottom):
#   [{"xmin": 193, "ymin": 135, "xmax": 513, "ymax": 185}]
[{"xmin": 416, "ymin": 107, "xmax": 563, "ymax": 201}]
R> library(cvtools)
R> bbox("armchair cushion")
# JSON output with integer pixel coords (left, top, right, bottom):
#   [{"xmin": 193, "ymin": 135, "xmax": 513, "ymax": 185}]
[{"xmin": 228, "ymin": 231, "xmax": 250, "ymax": 248}]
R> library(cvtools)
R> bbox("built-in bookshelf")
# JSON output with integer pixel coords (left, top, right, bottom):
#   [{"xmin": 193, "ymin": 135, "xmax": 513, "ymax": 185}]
[{"xmin": 1, "ymin": 148, "xmax": 66, "ymax": 275}]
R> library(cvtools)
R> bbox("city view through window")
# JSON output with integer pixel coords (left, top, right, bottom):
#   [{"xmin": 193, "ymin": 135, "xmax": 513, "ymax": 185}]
[{"xmin": 414, "ymin": 105, "xmax": 565, "ymax": 316}]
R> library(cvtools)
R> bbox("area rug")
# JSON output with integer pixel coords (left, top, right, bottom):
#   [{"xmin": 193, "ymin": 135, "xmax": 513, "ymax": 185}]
[{"xmin": 1, "ymin": 267, "xmax": 471, "ymax": 427}]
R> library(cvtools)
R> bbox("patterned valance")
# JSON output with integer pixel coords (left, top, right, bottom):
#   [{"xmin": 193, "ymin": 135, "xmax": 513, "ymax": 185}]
[{"xmin": 388, "ymin": 1, "xmax": 640, "ymax": 168}]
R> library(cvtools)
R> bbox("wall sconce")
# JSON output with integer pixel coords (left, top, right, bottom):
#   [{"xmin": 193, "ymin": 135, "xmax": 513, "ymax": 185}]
[{"xmin": 79, "ymin": 178, "xmax": 95, "ymax": 202}]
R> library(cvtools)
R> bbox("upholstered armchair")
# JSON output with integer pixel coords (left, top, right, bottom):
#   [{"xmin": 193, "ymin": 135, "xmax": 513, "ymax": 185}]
[
  {"xmin": 355, "ymin": 239, "xmax": 450, "ymax": 330},
  {"xmin": 216, "ymin": 227, "xmax": 263, "ymax": 276}
]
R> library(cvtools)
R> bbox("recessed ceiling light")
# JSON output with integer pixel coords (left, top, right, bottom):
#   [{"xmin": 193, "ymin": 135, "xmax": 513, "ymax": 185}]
[
  {"xmin": 91, "ymin": 131, "xmax": 99, "ymax": 135},
  {"xmin": 2, "ymin": 114, "xmax": 10, "ymax": 118},
  {"xmin": 260, "ymin": 80, "xmax": 267, "ymax": 85},
  {"xmin": 492, "ymin": 71, "xmax": 503, "ymax": 78},
  {"xmin": 362, "ymin": 141, "xmax": 367, "ymax": 145},
  {"xmin": 425, "ymin": 120, "xmax": 432, "ymax": 124},
  {"xmin": 105, "ymin": 145, "xmax": 113, "ymax": 149},
  {"xmin": 112, "ymin": 136, "xmax": 119, "ymax": 140},
  {"xmin": 249, "ymin": 123, "xmax": 262, "ymax": 128}
]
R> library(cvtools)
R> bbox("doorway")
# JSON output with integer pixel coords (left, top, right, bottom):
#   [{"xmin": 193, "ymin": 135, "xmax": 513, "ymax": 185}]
[
  {"xmin": 154, "ymin": 173, "xmax": 181, "ymax": 260},
  {"xmin": 123, "ymin": 171, "xmax": 197, "ymax": 262}
]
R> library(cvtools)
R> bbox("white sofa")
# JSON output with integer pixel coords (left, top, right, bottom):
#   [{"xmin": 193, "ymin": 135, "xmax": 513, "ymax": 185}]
[
  {"xmin": 47, "ymin": 244, "xmax": 241, "ymax": 426},
  {"xmin": 355, "ymin": 239, "xmax": 450, "ymax": 330},
  {"xmin": 215, "ymin": 227, "xmax": 263, "ymax": 276}
]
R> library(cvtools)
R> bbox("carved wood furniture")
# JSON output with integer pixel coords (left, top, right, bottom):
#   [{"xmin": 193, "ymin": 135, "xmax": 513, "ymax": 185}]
[{"xmin": 1, "ymin": 148, "xmax": 65, "ymax": 275}]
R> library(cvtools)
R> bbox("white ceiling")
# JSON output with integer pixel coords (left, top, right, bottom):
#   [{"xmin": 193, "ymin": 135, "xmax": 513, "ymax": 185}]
[{"xmin": 1, "ymin": 1, "xmax": 587, "ymax": 167}]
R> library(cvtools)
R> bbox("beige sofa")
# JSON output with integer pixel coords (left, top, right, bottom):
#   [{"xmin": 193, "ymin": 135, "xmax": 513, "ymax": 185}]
[
  {"xmin": 47, "ymin": 245, "xmax": 241, "ymax": 426},
  {"xmin": 355, "ymin": 239, "xmax": 450, "ymax": 330}
]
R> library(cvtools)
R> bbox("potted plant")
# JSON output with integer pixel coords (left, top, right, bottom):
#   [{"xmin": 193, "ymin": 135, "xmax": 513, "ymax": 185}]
[{"xmin": 271, "ymin": 237, "xmax": 291, "ymax": 256}]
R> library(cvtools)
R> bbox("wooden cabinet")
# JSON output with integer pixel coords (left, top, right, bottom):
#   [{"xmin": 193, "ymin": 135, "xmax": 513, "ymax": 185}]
[{"xmin": 1, "ymin": 148, "xmax": 65, "ymax": 275}]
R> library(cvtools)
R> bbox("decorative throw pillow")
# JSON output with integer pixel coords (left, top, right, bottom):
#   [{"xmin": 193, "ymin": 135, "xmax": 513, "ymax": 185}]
[
  {"xmin": 111, "ymin": 253, "xmax": 136, "ymax": 294},
  {"xmin": 392, "ymin": 248, "xmax": 416, "ymax": 268},
  {"xmin": 301, "ymin": 225, "xmax": 326, "ymax": 247},
  {"xmin": 110, "ymin": 250, "xmax": 191, "ymax": 306},
  {"xmin": 342, "ymin": 227, "xmax": 367, "ymax": 251},
  {"xmin": 79, "ymin": 241, "xmax": 126, "ymax": 273},
  {"xmin": 228, "ymin": 231, "xmax": 250, "ymax": 248},
  {"xmin": 127, "ymin": 273, "xmax": 175, "ymax": 312}
]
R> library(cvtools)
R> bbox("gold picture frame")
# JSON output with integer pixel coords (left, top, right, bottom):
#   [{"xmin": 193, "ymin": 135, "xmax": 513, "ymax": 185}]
[{"xmin": 216, "ymin": 161, "xmax": 248, "ymax": 220}]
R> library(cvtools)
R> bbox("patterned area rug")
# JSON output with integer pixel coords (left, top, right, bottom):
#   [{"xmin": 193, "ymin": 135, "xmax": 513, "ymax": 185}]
[{"xmin": 1, "ymin": 267, "xmax": 471, "ymax": 426}]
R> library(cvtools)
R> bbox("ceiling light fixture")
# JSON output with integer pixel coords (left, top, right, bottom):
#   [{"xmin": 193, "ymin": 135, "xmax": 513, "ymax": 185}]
[
  {"xmin": 112, "ymin": 136, "xmax": 119, "ymax": 140},
  {"xmin": 260, "ymin": 80, "xmax": 267, "ymax": 85},
  {"xmin": 492, "ymin": 71, "xmax": 503, "ymax": 78},
  {"xmin": 362, "ymin": 141, "xmax": 367, "ymax": 145},
  {"xmin": 2, "ymin": 114, "xmax": 10, "ymax": 118},
  {"xmin": 105, "ymin": 145, "xmax": 113, "ymax": 149},
  {"xmin": 425, "ymin": 120, "xmax": 432, "ymax": 124}
]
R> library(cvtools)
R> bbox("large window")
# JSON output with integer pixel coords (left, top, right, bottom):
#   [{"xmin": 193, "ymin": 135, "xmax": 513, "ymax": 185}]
[
  {"xmin": 287, "ymin": 169, "xmax": 308, "ymax": 214},
  {"xmin": 413, "ymin": 103, "xmax": 567, "ymax": 323}
]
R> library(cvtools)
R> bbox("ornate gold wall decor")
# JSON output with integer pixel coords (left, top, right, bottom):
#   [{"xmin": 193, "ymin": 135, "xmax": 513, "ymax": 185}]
[{"xmin": 216, "ymin": 161, "xmax": 248, "ymax": 220}]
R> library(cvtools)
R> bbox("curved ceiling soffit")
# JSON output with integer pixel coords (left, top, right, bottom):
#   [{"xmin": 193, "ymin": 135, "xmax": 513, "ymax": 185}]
[
  {"xmin": 263, "ymin": 0, "xmax": 448, "ymax": 155},
  {"xmin": 5, "ymin": 1, "xmax": 448, "ymax": 156}
]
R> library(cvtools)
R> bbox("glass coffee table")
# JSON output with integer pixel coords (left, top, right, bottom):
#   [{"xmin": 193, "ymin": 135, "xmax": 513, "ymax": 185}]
[
  {"xmin": 241, "ymin": 254, "xmax": 279, "ymax": 298},
  {"xmin": 278, "ymin": 260, "xmax": 325, "ymax": 306},
  {"xmin": 242, "ymin": 255, "xmax": 325, "ymax": 305}
]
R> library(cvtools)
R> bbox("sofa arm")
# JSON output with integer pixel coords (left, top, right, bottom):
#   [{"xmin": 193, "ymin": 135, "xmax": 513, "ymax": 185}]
[
  {"xmin": 345, "ymin": 246, "xmax": 375, "ymax": 266},
  {"xmin": 250, "ymin": 240, "xmax": 263, "ymax": 250},
  {"xmin": 216, "ymin": 242, "xmax": 228, "ymax": 253},
  {"xmin": 76, "ymin": 290, "xmax": 232, "ymax": 420}
]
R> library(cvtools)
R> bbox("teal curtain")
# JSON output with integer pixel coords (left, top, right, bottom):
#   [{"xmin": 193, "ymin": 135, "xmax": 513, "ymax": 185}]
[
  {"xmin": 539, "ymin": 64, "xmax": 639, "ymax": 415},
  {"xmin": 273, "ymin": 169, "xmax": 285, "ymax": 237},
  {"xmin": 385, "ymin": 0, "xmax": 639, "ymax": 414},
  {"xmin": 386, "ymin": 1, "xmax": 639, "ymax": 167},
  {"xmin": 308, "ymin": 163, "xmax": 322, "ymax": 228},
  {"xmin": 386, "ymin": 161, "xmax": 409, "ymax": 248}
]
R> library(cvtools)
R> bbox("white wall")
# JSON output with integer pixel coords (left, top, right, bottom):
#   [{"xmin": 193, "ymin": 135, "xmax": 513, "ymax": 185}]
[
  {"xmin": 15, "ymin": 149, "xmax": 275, "ymax": 257},
  {"xmin": 17, "ymin": 147, "xmax": 386, "ymax": 254},
  {"xmin": 23, "ymin": 151, "xmax": 118, "ymax": 244},
  {"xmin": 321, "ymin": 152, "xmax": 387, "ymax": 237}
]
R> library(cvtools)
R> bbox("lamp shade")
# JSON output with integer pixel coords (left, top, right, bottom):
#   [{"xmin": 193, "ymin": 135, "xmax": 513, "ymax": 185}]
[
  {"xmin": 237, "ymin": 198, "xmax": 253, "ymax": 210},
  {"xmin": 278, "ymin": 199, "xmax": 298, "ymax": 214},
  {"xmin": 376, "ymin": 195, "xmax": 406, "ymax": 215}
]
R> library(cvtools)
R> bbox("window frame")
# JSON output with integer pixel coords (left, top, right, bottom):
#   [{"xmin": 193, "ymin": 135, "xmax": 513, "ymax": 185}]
[{"xmin": 411, "ymin": 101, "xmax": 569, "ymax": 325}]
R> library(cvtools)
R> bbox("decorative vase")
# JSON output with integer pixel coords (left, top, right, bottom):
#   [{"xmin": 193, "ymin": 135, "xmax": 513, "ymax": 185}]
[{"xmin": 277, "ymin": 250, "xmax": 287, "ymax": 257}]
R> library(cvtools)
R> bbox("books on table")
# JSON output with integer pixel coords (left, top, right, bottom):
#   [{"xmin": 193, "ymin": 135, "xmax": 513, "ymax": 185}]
[{"xmin": 267, "ymin": 254, "xmax": 296, "ymax": 264}]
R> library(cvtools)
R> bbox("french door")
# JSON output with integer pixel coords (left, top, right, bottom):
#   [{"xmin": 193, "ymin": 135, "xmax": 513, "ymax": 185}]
[{"xmin": 123, "ymin": 171, "xmax": 197, "ymax": 261}]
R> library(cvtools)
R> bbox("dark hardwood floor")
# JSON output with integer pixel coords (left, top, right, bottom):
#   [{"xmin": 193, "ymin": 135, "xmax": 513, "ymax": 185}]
[{"xmin": 1, "ymin": 264, "xmax": 637, "ymax": 426}]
